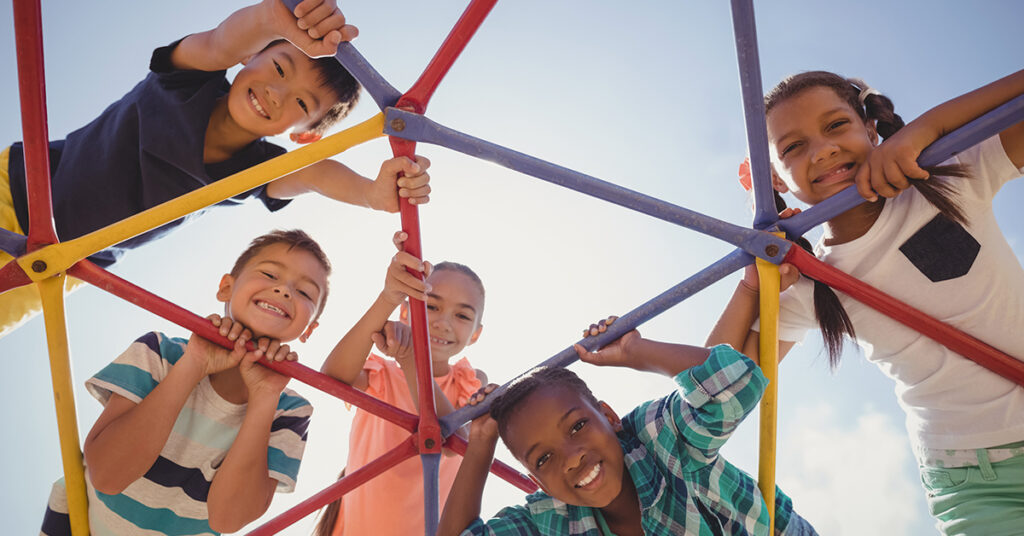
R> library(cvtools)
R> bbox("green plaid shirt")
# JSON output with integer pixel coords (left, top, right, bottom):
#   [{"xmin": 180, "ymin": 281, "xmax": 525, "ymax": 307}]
[{"xmin": 463, "ymin": 345, "xmax": 801, "ymax": 536}]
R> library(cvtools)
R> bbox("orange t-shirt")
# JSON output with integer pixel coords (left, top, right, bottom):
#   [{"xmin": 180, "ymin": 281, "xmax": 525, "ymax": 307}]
[{"xmin": 333, "ymin": 354, "xmax": 482, "ymax": 536}]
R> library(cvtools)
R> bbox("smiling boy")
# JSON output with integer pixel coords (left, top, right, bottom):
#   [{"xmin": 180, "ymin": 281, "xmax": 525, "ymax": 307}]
[
  {"xmin": 439, "ymin": 320, "xmax": 818, "ymax": 536},
  {"xmin": 0, "ymin": 0, "xmax": 431, "ymax": 338},
  {"xmin": 40, "ymin": 230, "xmax": 331, "ymax": 535}
]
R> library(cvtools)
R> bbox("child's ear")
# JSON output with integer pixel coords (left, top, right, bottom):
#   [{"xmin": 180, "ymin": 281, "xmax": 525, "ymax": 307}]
[
  {"xmin": 399, "ymin": 301, "xmax": 411, "ymax": 326},
  {"xmin": 598, "ymin": 401, "xmax": 623, "ymax": 432},
  {"xmin": 299, "ymin": 321, "xmax": 319, "ymax": 343},
  {"xmin": 216, "ymin": 274, "xmax": 235, "ymax": 303},
  {"xmin": 468, "ymin": 323, "xmax": 484, "ymax": 346},
  {"xmin": 771, "ymin": 169, "xmax": 790, "ymax": 194},
  {"xmin": 290, "ymin": 130, "xmax": 322, "ymax": 144}
]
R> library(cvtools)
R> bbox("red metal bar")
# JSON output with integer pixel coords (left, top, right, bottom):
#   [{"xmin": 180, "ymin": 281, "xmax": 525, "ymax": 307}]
[
  {"xmin": 398, "ymin": 0, "xmax": 497, "ymax": 113},
  {"xmin": 68, "ymin": 260, "xmax": 420, "ymax": 431},
  {"xmin": 444, "ymin": 434, "xmax": 537, "ymax": 493},
  {"xmin": 246, "ymin": 437, "xmax": 420, "ymax": 536},
  {"xmin": 0, "ymin": 259, "xmax": 33, "ymax": 295},
  {"xmin": 784, "ymin": 247, "xmax": 1024, "ymax": 385},
  {"xmin": 12, "ymin": 0, "xmax": 59, "ymax": 251}
]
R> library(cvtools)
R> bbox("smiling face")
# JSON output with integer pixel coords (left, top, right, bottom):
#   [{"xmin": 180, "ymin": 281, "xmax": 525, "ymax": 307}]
[
  {"xmin": 421, "ymin": 269, "xmax": 484, "ymax": 363},
  {"xmin": 227, "ymin": 42, "xmax": 338, "ymax": 139},
  {"xmin": 217, "ymin": 242, "xmax": 328, "ymax": 342},
  {"xmin": 767, "ymin": 86, "xmax": 878, "ymax": 205},
  {"xmin": 503, "ymin": 386, "xmax": 628, "ymax": 508}
]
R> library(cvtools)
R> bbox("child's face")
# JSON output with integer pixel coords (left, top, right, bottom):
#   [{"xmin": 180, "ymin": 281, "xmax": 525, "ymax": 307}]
[
  {"xmin": 766, "ymin": 86, "xmax": 878, "ymax": 206},
  {"xmin": 228, "ymin": 42, "xmax": 336, "ymax": 139},
  {"xmin": 503, "ymin": 386, "xmax": 628, "ymax": 509},
  {"xmin": 216, "ymin": 243, "xmax": 328, "ymax": 342},
  {"xmin": 422, "ymin": 269, "xmax": 484, "ymax": 363}
]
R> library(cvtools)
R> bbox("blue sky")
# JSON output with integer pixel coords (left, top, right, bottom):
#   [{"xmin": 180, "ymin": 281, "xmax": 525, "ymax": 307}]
[{"xmin": 1, "ymin": 1, "xmax": 1022, "ymax": 534}]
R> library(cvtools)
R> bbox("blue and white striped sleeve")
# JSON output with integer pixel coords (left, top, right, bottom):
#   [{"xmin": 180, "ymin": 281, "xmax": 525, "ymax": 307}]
[{"xmin": 85, "ymin": 332, "xmax": 182, "ymax": 405}]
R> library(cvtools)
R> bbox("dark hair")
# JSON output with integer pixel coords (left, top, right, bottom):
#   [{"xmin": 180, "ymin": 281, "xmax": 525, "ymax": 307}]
[
  {"xmin": 261, "ymin": 40, "xmax": 361, "ymax": 136},
  {"xmin": 230, "ymin": 229, "xmax": 332, "ymax": 322},
  {"xmin": 431, "ymin": 261, "xmax": 486, "ymax": 321},
  {"xmin": 490, "ymin": 366, "xmax": 599, "ymax": 442},
  {"xmin": 313, "ymin": 468, "xmax": 345, "ymax": 536},
  {"xmin": 765, "ymin": 71, "xmax": 970, "ymax": 367}
]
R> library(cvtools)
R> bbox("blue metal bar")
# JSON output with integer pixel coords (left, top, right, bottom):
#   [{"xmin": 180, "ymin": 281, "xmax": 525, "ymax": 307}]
[
  {"xmin": 384, "ymin": 109, "xmax": 792, "ymax": 265},
  {"xmin": 780, "ymin": 93, "xmax": 1024, "ymax": 238},
  {"xmin": 730, "ymin": 0, "xmax": 776, "ymax": 230},
  {"xmin": 0, "ymin": 228, "xmax": 27, "ymax": 257},
  {"xmin": 440, "ymin": 248, "xmax": 754, "ymax": 436},
  {"xmin": 421, "ymin": 453, "xmax": 441, "ymax": 536},
  {"xmin": 279, "ymin": 0, "xmax": 403, "ymax": 111}
]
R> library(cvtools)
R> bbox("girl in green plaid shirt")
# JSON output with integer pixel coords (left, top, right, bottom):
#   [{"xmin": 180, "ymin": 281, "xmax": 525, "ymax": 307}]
[{"xmin": 438, "ymin": 318, "xmax": 817, "ymax": 535}]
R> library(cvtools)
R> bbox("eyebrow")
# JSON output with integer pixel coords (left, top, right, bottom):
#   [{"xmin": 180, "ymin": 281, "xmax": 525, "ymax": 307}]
[
  {"xmin": 523, "ymin": 406, "xmax": 579, "ymax": 463},
  {"xmin": 281, "ymin": 52, "xmax": 322, "ymax": 112},
  {"xmin": 426, "ymin": 292, "xmax": 478, "ymax": 316},
  {"xmin": 775, "ymin": 106, "xmax": 851, "ymax": 145},
  {"xmin": 256, "ymin": 260, "xmax": 322, "ymax": 294}
]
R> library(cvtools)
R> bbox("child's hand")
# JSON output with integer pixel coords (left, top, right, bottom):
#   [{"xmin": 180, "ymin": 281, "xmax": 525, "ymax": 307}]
[
  {"xmin": 381, "ymin": 236, "xmax": 432, "ymax": 307},
  {"xmin": 465, "ymin": 384, "xmax": 500, "ymax": 444},
  {"xmin": 371, "ymin": 321, "xmax": 414, "ymax": 362},
  {"xmin": 267, "ymin": 0, "xmax": 358, "ymax": 58},
  {"xmin": 185, "ymin": 314, "xmax": 253, "ymax": 375},
  {"xmin": 369, "ymin": 156, "xmax": 432, "ymax": 213},
  {"xmin": 740, "ymin": 262, "xmax": 800, "ymax": 294},
  {"xmin": 854, "ymin": 122, "xmax": 933, "ymax": 202},
  {"xmin": 467, "ymin": 383, "xmax": 498, "ymax": 407},
  {"xmin": 239, "ymin": 337, "xmax": 297, "ymax": 399},
  {"xmin": 573, "ymin": 316, "xmax": 641, "ymax": 368}
]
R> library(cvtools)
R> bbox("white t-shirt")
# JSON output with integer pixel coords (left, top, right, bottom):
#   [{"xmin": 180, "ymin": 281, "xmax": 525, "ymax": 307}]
[{"xmin": 771, "ymin": 135, "xmax": 1024, "ymax": 451}]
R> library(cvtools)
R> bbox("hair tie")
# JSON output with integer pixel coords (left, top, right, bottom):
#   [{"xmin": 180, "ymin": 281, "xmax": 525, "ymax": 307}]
[
  {"xmin": 848, "ymin": 77, "xmax": 881, "ymax": 105},
  {"xmin": 738, "ymin": 157, "xmax": 752, "ymax": 192}
]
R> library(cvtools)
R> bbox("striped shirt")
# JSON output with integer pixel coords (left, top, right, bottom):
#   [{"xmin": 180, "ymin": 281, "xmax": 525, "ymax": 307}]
[
  {"xmin": 463, "ymin": 345, "xmax": 810, "ymax": 536},
  {"xmin": 42, "ymin": 332, "xmax": 311, "ymax": 536}
]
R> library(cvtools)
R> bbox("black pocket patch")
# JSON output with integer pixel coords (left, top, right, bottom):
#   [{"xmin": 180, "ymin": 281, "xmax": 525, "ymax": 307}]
[{"xmin": 899, "ymin": 214, "xmax": 979, "ymax": 282}]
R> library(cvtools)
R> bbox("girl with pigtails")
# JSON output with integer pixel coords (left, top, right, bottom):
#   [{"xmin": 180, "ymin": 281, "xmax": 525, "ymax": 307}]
[{"xmin": 710, "ymin": 69, "xmax": 1024, "ymax": 535}]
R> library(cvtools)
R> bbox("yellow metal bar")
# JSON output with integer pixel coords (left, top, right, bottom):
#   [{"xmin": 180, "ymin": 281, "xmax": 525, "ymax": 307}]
[
  {"xmin": 18, "ymin": 113, "xmax": 387, "ymax": 281},
  {"xmin": 40, "ymin": 274, "xmax": 90, "ymax": 535},
  {"xmin": 756, "ymin": 252, "xmax": 781, "ymax": 535}
]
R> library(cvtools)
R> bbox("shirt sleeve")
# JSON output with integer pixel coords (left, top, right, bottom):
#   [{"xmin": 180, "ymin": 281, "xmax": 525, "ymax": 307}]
[
  {"xmin": 957, "ymin": 134, "xmax": 1024, "ymax": 202},
  {"xmin": 461, "ymin": 506, "xmax": 542, "ymax": 536},
  {"xmin": 667, "ymin": 344, "xmax": 767, "ymax": 471},
  {"xmin": 85, "ymin": 332, "xmax": 182, "ymax": 405},
  {"xmin": 267, "ymin": 389, "xmax": 313, "ymax": 492}
]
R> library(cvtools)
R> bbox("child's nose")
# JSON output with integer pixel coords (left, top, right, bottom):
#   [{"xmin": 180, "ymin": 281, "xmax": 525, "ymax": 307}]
[
  {"xmin": 273, "ymin": 286, "xmax": 290, "ymax": 298},
  {"xmin": 810, "ymin": 138, "xmax": 840, "ymax": 163}
]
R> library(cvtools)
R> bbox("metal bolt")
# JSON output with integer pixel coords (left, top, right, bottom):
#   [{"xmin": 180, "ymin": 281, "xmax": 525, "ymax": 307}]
[
  {"xmin": 765, "ymin": 244, "xmax": 779, "ymax": 257},
  {"xmin": 424, "ymin": 438, "xmax": 436, "ymax": 449},
  {"xmin": 390, "ymin": 118, "xmax": 406, "ymax": 132},
  {"xmin": 31, "ymin": 260, "xmax": 47, "ymax": 273}
]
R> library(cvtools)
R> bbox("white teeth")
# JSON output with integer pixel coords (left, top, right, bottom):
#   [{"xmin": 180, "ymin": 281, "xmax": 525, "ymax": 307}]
[
  {"xmin": 430, "ymin": 337, "xmax": 451, "ymax": 345},
  {"xmin": 257, "ymin": 301, "xmax": 286, "ymax": 316},
  {"xmin": 576, "ymin": 463, "xmax": 601, "ymax": 488},
  {"xmin": 249, "ymin": 90, "xmax": 269, "ymax": 118}
]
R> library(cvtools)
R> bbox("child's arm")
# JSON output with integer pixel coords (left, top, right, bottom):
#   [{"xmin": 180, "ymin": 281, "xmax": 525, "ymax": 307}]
[
  {"xmin": 857, "ymin": 68, "xmax": 1024, "ymax": 201},
  {"xmin": 170, "ymin": 0, "xmax": 357, "ymax": 72},
  {"xmin": 437, "ymin": 387, "xmax": 499, "ymax": 536},
  {"xmin": 83, "ymin": 317, "xmax": 253, "ymax": 494},
  {"xmin": 265, "ymin": 155, "xmax": 432, "ymax": 213},
  {"xmin": 207, "ymin": 338, "xmax": 298, "ymax": 532},
  {"xmin": 320, "ymin": 232, "xmax": 429, "ymax": 389}
]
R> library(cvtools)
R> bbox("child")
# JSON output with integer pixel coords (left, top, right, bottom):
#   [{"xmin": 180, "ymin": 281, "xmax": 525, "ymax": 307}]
[
  {"xmin": 0, "ymin": 0, "xmax": 431, "ymax": 338},
  {"xmin": 715, "ymin": 69, "xmax": 1024, "ymax": 534},
  {"xmin": 40, "ymin": 229, "xmax": 331, "ymax": 535},
  {"xmin": 438, "ymin": 317, "xmax": 817, "ymax": 536},
  {"xmin": 316, "ymin": 231, "xmax": 488, "ymax": 536}
]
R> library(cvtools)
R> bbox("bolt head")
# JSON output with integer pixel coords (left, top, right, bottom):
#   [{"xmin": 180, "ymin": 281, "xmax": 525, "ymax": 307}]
[
  {"xmin": 424, "ymin": 438, "xmax": 436, "ymax": 449},
  {"xmin": 390, "ymin": 118, "xmax": 406, "ymax": 132},
  {"xmin": 31, "ymin": 260, "xmax": 47, "ymax": 273},
  {"xmin": 765, "ymin": 244, "xmax": 780, "ymax": 257}
]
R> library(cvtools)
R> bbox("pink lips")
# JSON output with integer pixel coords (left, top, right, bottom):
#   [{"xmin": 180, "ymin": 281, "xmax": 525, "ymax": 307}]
[{"xmin": 814, "ymin": 163, "xmax": 854, "ymax": 186}]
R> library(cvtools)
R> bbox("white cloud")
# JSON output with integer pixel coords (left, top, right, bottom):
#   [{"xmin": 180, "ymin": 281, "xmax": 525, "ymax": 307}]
[{"xmin": 776, "ymin": 404, "xmax": 926, "ymax": 536}]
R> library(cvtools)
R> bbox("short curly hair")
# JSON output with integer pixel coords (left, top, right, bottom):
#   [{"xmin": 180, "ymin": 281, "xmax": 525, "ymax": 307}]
[{"xmin": 489, "ymin": 366, "xmax": 599, "ymax": 440}]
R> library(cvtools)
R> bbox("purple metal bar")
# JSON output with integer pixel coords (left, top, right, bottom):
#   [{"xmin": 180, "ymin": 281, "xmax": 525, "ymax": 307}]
[
  {"xmin": 780, "ymin": 94, "xmax": 1024, "ymax": 238},
  {"xmin": 0, "ymin": 228, "xmax": 27, "ymax": 257},
  {"xmin": 384, "ymin": 109, "xmax": 792, "ymax": 265},
  {"xmin": 441, "ymin": 248, "xmax": 753, "ymax": 435},
  {"xmin": 421, "ymin": 453, "xmax": 441, "ymax": 536},
  {"xmin": 730, "ymin": 0, "xmax": 776, "ymax": 230}
]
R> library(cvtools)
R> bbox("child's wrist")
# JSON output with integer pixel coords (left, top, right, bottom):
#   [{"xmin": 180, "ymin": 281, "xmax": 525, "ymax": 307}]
[{"xmin": 737, "ymin": 279, "xmax": 759, "ymax": 294}]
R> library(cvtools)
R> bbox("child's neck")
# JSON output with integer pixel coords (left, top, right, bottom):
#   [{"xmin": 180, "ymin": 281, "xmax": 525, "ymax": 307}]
[
  {"xmin": 598, "ymin": 468, "xmax": 643, "ymax": 536},
  {"xmin": 204, "ymin": 97, "xmax": 261, "ymax": 164},
  {"xmin": 209, "ymin": 367, "xmax": 249, "ymax": 405},
  {"xmin": 431, "ymin": 359, "xmax": 452, "ymax": 377},
  {"xmin": 822, "ymin": 198, "xmax": 885, "ymax": 246}
]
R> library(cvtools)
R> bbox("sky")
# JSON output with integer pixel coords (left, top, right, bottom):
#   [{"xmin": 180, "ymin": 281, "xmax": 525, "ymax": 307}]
[{"xmin": 1, "ymin": 1, "xmax": 1022, "ymax": 534}]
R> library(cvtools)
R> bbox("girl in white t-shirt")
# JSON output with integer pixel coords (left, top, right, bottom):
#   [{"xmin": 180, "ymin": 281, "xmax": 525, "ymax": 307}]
[{"xmin": 709, "ymin": 69, "xmax": 1024, "ymax": 535}]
